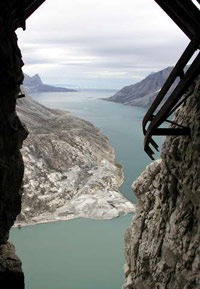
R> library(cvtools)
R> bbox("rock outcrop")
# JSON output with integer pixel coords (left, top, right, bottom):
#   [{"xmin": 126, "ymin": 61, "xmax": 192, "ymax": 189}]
[
  {"xmin": 106, "ymin": 67, "xmax": 176, "ymax": 107},
  {"xmin": 0, "ymin": 4, "xmax": 27, "ymax": 287},
  {"xmin": 15, "ymin": 95, "xmax": 134, "ymax": 226},
  {"xmin": 123, "ymin": 76, "xmax": 200, "ymax": 288},
  {"xmin": 0, "ymin": 242, "xmax": 24, "ymax": 288},
  {"xmin": 23, "ymin": 73, "xmax": 77, "ymax": 93}
]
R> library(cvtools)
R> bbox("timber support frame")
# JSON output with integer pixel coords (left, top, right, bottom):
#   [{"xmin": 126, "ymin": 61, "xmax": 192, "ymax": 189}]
[{"xmin": 143, "ymin": 0, "xmax": 200, "ymax": 159}]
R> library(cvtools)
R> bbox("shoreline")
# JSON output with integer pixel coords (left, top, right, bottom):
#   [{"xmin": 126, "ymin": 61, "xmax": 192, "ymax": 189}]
[{"xmin": 13, "ymin": 210, "xmax": 135, "ymax": 229}]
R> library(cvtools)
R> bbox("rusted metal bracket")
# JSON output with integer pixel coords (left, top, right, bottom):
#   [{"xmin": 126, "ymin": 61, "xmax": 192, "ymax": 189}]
[
  {"xmin": 143, "ymin": 0, "xmax": 200, "ymax": 159},
  {"xmin": 150, "ymin": 115, "xmax": 191, "ymax": 136}
]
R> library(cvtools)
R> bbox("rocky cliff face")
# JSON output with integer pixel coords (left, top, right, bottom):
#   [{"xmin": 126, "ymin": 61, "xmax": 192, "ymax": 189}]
[
  {"xmin": 106, "ymin": 67, "xmax": 176, "ymax": 107},
  {"xmin": 23, "ymin": 73, "xmax": 77, "ymax": 93},
  {"xmin": 123, "ymin": 76, "xmax": 200, "ymax": 288},
  {"xmin": 0, "ymin": 6, "xmax": 27, "ymax": 288},
  {"xmin": 15, "ymin": 95, "xmax": 134, "ymax": 226}
]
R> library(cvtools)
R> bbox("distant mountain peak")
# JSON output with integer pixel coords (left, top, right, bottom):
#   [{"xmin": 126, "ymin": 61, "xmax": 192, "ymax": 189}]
[
  {"xmin": 32, "ymin": 73, "xmax": 42, "ymax": 80},
  {"xmin": 22, "ymin": 73, "xmax": 77, "ymax": 93}
]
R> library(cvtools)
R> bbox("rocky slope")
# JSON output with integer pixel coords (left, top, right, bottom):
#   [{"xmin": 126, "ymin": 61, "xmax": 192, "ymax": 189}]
[
  {"xmin": 106, "ymin": 67, "xmax": 176, "ymax": 107},
  {"xmin": 23, "ymin": 73, "xmax": 77, "ymax": 93},
  {"xmin": 15, "ymin": 95, "xmax": 134, "ymax": 226},
  {"xmin": 123, "ymin": 75, "xmax": 200, "ymax": 288}
]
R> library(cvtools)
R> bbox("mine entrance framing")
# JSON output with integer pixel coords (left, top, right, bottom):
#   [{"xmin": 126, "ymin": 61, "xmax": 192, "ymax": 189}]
[{"xmin": 143, "ymin": 0, "xmax": 200, "ymax": 159}]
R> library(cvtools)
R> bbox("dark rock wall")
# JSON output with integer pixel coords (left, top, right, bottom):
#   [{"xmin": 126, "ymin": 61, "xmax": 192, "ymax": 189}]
[
  {"xmin": 123, "ymin": 76, "xmax": 200, "ymax": 289},
  {"xmin": 0, "ymin": 8, "xmax": 27, "ymax": 288}
]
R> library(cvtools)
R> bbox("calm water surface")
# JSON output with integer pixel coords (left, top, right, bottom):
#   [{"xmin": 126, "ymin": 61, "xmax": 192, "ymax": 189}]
[
  {"xmin": 11, "ymin": 89, "xmax": 164, "ymax": 289},
  {"xmin": 11, "ymin": 215, "xmax": 132, "ymax": 289}
]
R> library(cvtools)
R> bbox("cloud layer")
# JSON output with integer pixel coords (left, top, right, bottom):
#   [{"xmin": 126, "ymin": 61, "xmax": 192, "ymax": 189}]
[{"xmin": 16, "ymin": 0, "xmax": 189, "ymax": 89}]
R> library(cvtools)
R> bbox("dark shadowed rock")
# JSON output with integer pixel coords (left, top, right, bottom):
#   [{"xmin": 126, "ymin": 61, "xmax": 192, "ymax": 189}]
[
  {"xmin": 0, "ymin": 8, "xmax": 26, "ymax": 288},
  {"xmin": 0, "ymin": 242, "xmax": 24, "ymax": 288}
]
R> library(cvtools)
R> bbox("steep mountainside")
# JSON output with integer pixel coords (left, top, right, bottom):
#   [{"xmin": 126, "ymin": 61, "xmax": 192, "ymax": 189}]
[
  {"xmin": 106, "ymin": 67, "xmax": 176, "ymax": 107},
  {"xmin": 16, "ymin": 95, "xmax": 134, "ymax": 226},
  {"xmin": 22, "ymin": 73, "xmax": 77, "ymax": 93},
  {"xmin": 123, "ymin": 76, "xmax": 200, "ymax": 288}
]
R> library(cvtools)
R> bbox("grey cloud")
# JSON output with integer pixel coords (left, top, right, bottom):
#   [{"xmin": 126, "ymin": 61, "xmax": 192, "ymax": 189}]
[
  {"xmin": 24, "ymin": 58, "xmax": 55, "ymax": 65},
  {"xmin": 17, "ymin": 0, "xmax": 191, "ymax": 88}
]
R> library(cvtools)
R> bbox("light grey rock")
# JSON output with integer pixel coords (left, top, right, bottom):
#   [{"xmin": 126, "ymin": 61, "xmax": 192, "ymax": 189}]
[
  {"xmin": 124, "ymin": 263, "xmax": 130, "ymax": 278},
  {"xmin": 15, "ymin": 95, "xmax": 135, "ymax": 226},
  {"xmin": 123, "ymin": 75, "xmax": 200, "ymax": 288}
]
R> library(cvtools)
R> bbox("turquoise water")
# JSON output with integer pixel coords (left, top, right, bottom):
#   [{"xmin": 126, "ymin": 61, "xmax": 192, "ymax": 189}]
[
  {"xmin": 11, "ymin": 89, "xmax": 164, "ymax": 289},
  {"xmin": 11, "ymin": 215, "xmax": 132, "ymax": 289}
]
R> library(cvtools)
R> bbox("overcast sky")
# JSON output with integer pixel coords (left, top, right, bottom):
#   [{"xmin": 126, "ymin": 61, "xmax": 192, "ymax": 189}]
[{"xmin": 16, "ymin": 0, "xmax": 190, "ymax": 89}]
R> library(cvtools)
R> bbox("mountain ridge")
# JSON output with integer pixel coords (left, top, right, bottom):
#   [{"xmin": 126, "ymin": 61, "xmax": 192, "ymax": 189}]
[
  {"xmin": 22, "ymin": 73, "xmax": 77, "ymax": 93},
  {"xmin": 106, "ymin": 66, "xmax": 176, "ymax": 107}
]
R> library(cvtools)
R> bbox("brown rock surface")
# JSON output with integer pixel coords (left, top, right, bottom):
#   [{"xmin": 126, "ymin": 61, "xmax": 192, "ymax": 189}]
[{"xmin": 123, "ymin": 76, "xmax": 200, "ymax": 289}]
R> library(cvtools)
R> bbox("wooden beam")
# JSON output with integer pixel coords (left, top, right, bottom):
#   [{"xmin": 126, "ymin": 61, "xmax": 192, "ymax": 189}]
[
  {"xmin": 153, "ymin": 128, "xmax": 190, "ymax": 136},
  {"xmin": 154, "ymin": 0, "xmax": 200, "ymax": 39},
  {"xmin": 143, "ymin": 37, "xmax": 199, "ymax": 135},
  {"xmin": 144, "ymin": 51, "xmax": 200, "ymax": 159},
  {"xmin": 12, "ymin": 0, "xmax": 46, "ymax": 30}
]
